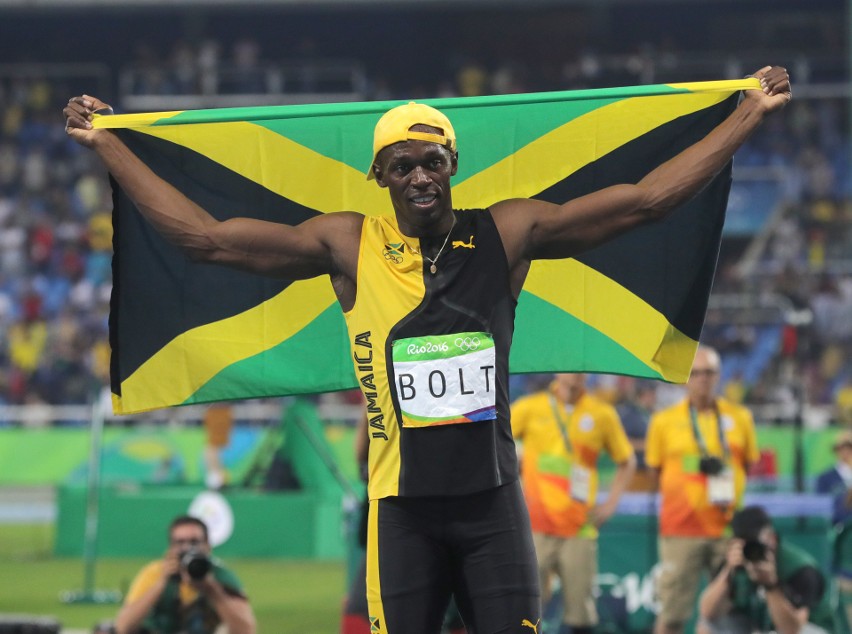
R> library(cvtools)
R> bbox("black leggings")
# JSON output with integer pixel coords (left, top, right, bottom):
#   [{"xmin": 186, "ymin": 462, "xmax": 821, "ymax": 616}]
[{"xmin": 366, "ymin": 480, "xmax": 541, "ymax": 634}]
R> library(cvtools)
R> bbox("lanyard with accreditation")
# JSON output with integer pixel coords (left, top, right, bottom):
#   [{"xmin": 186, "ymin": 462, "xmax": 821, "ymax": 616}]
[
  {"xmin": 548, "ymin": 395, "xmax": 592, "ymax": 504},
  {"xmin": 689, "ymin": 403, "xmax": 735, "ymax": 506}
]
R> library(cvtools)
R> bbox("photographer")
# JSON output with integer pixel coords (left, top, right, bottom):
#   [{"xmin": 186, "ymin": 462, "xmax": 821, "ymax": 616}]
[
  {"xmin": 646, "ymin": 346, "xmax": 760, "ymax": 634},
  {"xmin": 115, "ymin": 515, "xmax": 255, "ymax": 634},
  {"xmin": 697, "ymin": 506, "xmax": 837, "ymax": 634}
]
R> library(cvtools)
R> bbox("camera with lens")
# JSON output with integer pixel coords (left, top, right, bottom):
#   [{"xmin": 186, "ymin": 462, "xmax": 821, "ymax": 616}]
[
  {"xmin": 179, "ymin": 548, "xmax": 212, "ymax": 580},
  {"xmin": 699, "ymin": 455, "xmax": 724, "ymax": 476},
  {"xmin": 742, "ymin": 540, "xmax": 768, "ymax": 562}
]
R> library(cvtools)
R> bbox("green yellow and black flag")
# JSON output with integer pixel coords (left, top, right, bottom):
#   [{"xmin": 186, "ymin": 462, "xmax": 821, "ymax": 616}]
[{"xmin": 96, "ymin": 78, "xmax": 758, "ymax": 414}]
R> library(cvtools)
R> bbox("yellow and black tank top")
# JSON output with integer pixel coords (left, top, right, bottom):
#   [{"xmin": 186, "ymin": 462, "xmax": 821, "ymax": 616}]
[{"xmin": 344, "ymin": 209, "xmax": 518, "ymax": 499}]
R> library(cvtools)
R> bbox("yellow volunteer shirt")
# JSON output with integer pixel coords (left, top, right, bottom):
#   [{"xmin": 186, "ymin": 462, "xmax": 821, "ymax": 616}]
[
  {"xmin": 125, "ymin": 560, "xmax": 201, "ymax": 606},
  {"xmin": 511, "ymin": 390, "xmax": 633, "ymax": 538},
  {"xmin": 645, "ymin": 397, "xmax": 759, "ymax": 537}
]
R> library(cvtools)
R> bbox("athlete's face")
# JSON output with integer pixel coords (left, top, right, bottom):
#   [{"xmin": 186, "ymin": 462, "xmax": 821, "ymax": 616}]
[{"xmin": 373, "ymin": 128, "xmax": 458, "ymax": 236}]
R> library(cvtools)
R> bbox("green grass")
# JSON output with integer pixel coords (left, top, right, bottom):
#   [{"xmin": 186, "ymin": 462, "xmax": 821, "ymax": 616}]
[{"xmin": 0, "ymin": 524, "xmax": 347, "ymax": 632}]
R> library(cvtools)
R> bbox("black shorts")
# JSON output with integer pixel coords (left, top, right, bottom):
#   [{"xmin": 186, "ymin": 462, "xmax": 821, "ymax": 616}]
[{"xmin": 366, "ymin": 480, "xmax": 541, "ymax": 634}]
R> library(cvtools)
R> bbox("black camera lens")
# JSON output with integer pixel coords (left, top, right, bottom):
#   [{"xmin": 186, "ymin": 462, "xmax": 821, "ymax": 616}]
[
  {"xmin": 742, "ymin": 540, "xmax": 768, "ymax": 562},
  {"xmin": 181, "ymin": 548, "xmax": 212, "ymax": 580},
  {"xmin": 699, "ymin": 456, "xmax": 724, "ymax": 476}
]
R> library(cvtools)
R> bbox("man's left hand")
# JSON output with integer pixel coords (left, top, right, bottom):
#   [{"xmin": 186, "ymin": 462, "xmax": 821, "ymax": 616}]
[{"xmin": 589, "ymin": 500, "xmax": 617, "ymax": 528}]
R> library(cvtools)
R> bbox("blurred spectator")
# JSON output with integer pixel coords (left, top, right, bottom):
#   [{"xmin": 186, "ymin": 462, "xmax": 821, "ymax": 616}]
[
  {"xmin": 615, "ymin": 378, "xmax": 657, "ymax": 492},
  {"xmin": 815, "ymin": 430, "xmax": 852, "ymax": 525},
  {"xmin": 114, "ymin": 515, "xmax": 255, "ymax": 634},
  {"xmin": 723, "ymin": 371, "xmax": 747, "ymax": 405},
  {"xmin": 647, "ymin": 346, "xmax": 760, "ymax": 634},
  {"xmin": 817, "ymin": 433, "xmax": 852, "ymax": 629},
  {"xmin": 511, "ymin": 373, "xmax": 636, "ymax": 634},
  {"xmin": 226, "ymin": 37, "xmax": 264, "ymax": 94},
  {"xmin": 836, "ymin": 379, "xmax": 852, "ymax": 427},
  {"xmin": 0, "ymin": 12, "xmax": 849, "ymax": 418},
  {"xmin": 197, "ymin": 39, "xmax": 221, "ymax": 95},
  {"xmin": 203, "ymin": 403, "xmax": 233, "ymax": 491},
  {"xmin": 455, "ymin": 59, "xmax": 488, "ymax": 97},
  {"xmin": 697, "ymin": 505, "xmax": 839, "ymax": 633},
  {"xmin": 0, "ymin": 77, "xmax": 113, "ymax": 411},
  {"xmin": 170, "ymin": 41, "xmax": 198, "ymax": 94}
]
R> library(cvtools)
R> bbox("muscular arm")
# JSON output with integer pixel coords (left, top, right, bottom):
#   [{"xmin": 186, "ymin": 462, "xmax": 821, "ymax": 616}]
[
  {"xmin": 492, "ymin": 66, "xmax": 791, "ymax": 275},
  {"xmin": 63, "ymin": 96, "xmax": 362, "ymax": 305}
]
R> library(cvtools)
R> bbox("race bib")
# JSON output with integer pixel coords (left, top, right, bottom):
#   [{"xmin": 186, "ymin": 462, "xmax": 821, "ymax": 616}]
[
  {"xmin": 392, "ymin": 332, "xmax": 497, "ymax": 428},
  {"xmin": 707, "ymin": 468, "xmax": 735, "ymax": 506}
]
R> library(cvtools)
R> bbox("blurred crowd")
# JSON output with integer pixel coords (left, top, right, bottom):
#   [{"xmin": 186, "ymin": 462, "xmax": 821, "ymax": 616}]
[
  {"xmin": 0, "ymin": 78, "xmax": 112, "ymax": 408},
  {"xmin": 0, "ymin": 30, "xmax": 849, "ymax": 425}
]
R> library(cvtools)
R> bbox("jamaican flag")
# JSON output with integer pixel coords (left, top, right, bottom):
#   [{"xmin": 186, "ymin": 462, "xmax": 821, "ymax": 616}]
[{"xmin": 97, "ymin": 78, "xmax": 758, "ymax": 414}]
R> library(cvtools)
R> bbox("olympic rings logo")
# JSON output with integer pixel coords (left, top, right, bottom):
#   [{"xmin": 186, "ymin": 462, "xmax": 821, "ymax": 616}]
[{"xmin": 454, "ymin": 336, "xmax": 481, "ymax": 351}]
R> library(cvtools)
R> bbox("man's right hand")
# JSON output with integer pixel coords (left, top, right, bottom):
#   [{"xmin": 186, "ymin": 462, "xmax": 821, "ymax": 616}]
[
  {"xmin": 160, "ymin": 549, "xmax": 181, "ymax": 585},
  {"xmin": 725, "ymin": 538, "xmax": 746, "ymax": 570},
  {"xmin": 63, "ymin": 95, "xmax": 113, "ymax": 148}
]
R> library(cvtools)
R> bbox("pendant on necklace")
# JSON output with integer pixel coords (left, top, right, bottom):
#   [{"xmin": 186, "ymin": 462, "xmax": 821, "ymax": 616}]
[{"xmin": 430, "ymin": 263, "xmax": 437, "ymax": 275}]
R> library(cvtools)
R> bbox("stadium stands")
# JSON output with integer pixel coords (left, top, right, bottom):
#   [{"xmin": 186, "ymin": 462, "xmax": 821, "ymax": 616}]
[{"xmin": 0, "ymin": 1, "xmax": 847, "ymax": 423}]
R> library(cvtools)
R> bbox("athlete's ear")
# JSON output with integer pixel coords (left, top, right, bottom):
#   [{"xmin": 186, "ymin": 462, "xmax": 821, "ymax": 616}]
[
  {"xmin": 372, "ymin": 163, "xmax": 388, "ymax": 188},
  {"xmin": 450, "ymin": 152, "xmax": 458, "ymax": 177}
]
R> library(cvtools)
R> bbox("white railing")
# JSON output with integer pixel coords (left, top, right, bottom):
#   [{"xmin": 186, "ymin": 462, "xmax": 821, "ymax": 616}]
[{"xmin": 0, "ymin": 398, "xmax": 365, "ymax": 428}]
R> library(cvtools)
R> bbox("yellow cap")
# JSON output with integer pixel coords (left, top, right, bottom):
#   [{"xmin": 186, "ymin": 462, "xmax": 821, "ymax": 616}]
[{"xmin": 367, "ymin": 102, "xmax": 456, "ymax": 180}]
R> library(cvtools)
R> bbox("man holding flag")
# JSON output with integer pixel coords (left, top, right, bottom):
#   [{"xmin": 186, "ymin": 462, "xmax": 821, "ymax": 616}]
[{"xmin": 64, "ymin": 65, "xmax": 790, "ymax": 633}]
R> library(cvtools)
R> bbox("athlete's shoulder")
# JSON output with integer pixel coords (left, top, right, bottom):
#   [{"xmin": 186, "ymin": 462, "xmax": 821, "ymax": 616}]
[
  {"xmin": 330, "ymin": 210, "xmax": 367, "ymax": 226},
  {"xmin": 454, "ymin": 207, "xmax": 493, "ymax": 226},
  {"xmin": 314, "ymin": 210, "xmax": 365, "ymax": 240}
]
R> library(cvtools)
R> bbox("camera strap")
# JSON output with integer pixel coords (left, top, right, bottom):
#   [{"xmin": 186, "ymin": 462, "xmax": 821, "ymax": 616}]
[
  {"xmin": 688, "ymin": 402, "xmax": 730, "ymax": 460},
  {"xmin": 548, "ymin": 394, "xmax": 594, "ymax": 503}
]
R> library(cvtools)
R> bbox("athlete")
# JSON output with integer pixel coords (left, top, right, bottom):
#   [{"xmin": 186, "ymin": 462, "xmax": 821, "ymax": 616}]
[{"xmin": 64, "ymin": 65, "xmax": 790, "ymax": 634}]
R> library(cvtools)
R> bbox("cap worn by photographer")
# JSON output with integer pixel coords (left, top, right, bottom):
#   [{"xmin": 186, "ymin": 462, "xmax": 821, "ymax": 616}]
[
  {"xmin": 731, "ymin": 505, "xmax": 772, "ymax": 541},
  {"xmin": 367, "ymin": 102, "xmax": 457, "ymax": 180}
]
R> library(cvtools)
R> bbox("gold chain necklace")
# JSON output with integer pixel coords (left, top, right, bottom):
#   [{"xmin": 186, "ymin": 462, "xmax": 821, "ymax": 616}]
[{"xmin": 409, "ymin": 215, "xmax": 456, "ymax": 275}]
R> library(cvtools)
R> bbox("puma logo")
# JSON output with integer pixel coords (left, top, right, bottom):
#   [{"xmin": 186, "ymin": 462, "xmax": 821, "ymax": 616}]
[
  {"xmin": 452, "ymin": 235, "xmax": 475, "ymax": 249},
  {"xmin": 521, "ymin": 618, "xmax": 540, "ymax": 633}
]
